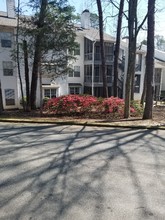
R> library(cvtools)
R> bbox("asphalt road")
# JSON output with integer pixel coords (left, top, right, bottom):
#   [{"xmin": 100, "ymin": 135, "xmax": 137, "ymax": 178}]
[{"xmin": 0, "ymin": 122, "xmax": 165, "ymax": 220}]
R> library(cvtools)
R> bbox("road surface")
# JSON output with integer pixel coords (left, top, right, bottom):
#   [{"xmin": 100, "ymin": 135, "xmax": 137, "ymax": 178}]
[{"xmin": 0, "ymin": 122, "xmax": 165, "ymax": 220}]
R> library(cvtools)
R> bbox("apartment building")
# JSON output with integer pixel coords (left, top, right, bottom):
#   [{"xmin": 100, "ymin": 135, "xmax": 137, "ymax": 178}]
[
  {"xmin": 0, "ymin": 0, "xmax": 165, "ymax": 110},
  {"xmin": 134, "ymin": 45, "xmax": 165, "ymax": 100},
  {"xmin": 0, "ymin": 0, "xmax": 18, "ymax": 109},
  {"xmin": 0, "ymin": 2, "xmax": 124, "ymax": 109}
]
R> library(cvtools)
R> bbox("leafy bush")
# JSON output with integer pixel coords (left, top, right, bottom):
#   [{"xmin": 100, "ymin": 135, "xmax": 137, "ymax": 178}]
[
  {"xmin": 43, "ymin": 94, "xmax": 140, "ymax": 118},
  {"xmin": 20, "ymin": 97, "xmax": 27, "ymax": 106},
  {"xmin": 102, "ymin": 97, "xmax": 125, "ymax": 115},
  {"xmin": 130, "ymin": 100, "xmax": 143, "ymax": 116},
  {"xmin": 44, "ymin": 94, "xmax": 97, "ymax": 115},
  {"xmin": 43, "ymin": 97, "xmax": 50, "ymax": 105}
]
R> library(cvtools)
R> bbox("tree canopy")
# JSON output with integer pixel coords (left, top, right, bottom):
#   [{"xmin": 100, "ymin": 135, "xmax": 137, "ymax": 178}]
[{"xmin": 15, "ymin": 0, "xmax": 78, "ymax": 109}]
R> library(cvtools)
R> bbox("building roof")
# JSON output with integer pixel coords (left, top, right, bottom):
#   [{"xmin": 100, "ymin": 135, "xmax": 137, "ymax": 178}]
[
  {"xmin": 155, "ymin": 58, "xmax": 165, "ymax": 68},
  {"xmin": 0, "ymin": 15, "xmax": 16, "ymax": 27},
  {"xmin": 75, "ymin": 24, "xmax": 130, "ymax": 48},
  {"xmin": 75, "ymin": 25, "xmax": 116, "ymax": 43},
  {"xmin": 84, "ymin": 28, "xmax": 116, "ymax": 42}
]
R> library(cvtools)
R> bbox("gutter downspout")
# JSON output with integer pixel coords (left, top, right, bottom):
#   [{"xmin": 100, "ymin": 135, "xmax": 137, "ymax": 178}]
[{"xmin": 92, "ymin": 41, "xmax": 96, "ymax": 96}]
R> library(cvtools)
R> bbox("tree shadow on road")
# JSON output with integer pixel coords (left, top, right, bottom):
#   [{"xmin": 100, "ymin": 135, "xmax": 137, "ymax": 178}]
[{"xmin": 0, "ymin": 124, "xmax": 164, "ymax": 220}]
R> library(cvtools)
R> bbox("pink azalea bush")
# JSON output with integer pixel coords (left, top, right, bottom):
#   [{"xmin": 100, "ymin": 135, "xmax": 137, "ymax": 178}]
[
  {"xmin": 44, "ymin": 94, "xmax": 141, "ymax": 118},
  {"xmin": 44, "ymin": 94, "xmax": 97, "ymax": 114},
  {"xmin": 101, "ymin": 97, "xmax": 125, "ymax": 115}
]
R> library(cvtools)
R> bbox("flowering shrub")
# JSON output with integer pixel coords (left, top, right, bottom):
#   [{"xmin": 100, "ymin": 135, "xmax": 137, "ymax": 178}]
[
  {"xmin": 44, "ymin": 94, "xmax": 97, "ymax": 115},
  {"xmin": 101, "ymin": 97, "xmax": 125, "ymax": 116},
  {"xmin": 43, "ymin": 94, "xmax": 141, "ymax": 118}
]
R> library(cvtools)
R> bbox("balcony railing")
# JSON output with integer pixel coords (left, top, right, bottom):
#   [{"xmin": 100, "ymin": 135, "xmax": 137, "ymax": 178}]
[
  {"xmin": 84, "ymin": 53, "xmax": 113, "ymax": 62},
  {"xmin": 84, "ymin": 76, "xmax": 113, "ymax": 83},
  {"xmin": 95, "ymin": 53, "xmax": 113, "ymax": 62},
  {"xmin": 84, "ymin": 53, "xmax": 92, "ymax": 61}
]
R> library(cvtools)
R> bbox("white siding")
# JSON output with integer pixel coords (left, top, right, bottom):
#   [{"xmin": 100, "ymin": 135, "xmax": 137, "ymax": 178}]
[
  {"xmin": 161, "ymin": 69, "xmax": 165, "ymax": 91},
  {"xmin": 0, "ymin": 27, "xmax": 19, "ymax": 109}
]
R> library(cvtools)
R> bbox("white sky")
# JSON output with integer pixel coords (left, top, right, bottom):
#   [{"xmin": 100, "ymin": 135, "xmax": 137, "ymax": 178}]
[{"xmin": 1, "ymin": 0, "xmax": 165, "ymax": 41}]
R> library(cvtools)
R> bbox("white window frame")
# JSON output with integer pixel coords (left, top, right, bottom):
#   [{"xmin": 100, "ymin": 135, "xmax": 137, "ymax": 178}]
[
  {"xmin": 5, "ymin": 89, "xmax": 15, "ymax": 106},
  {"xmin": 43, "ymin": 88, "xmax": 57, "ymax": 98},
  {"xmin": 68, "ymin": 66, "xmax": 80, "ymax": 77},
  {"xmin": 74, "ymin": 66, "xmax": 80, "ymax": 77},
  {"xmin": 69, "ymin": 87, "xmax": 81, "ymax": 95},
  {"xmin": 3, "ymin": 61, "xmax": 13, "ymax": 76},
  {"xmin": 0, "ymin": 32, "xmax": 12, "ymax": 48},
  {"xmin": 74, "ymin": 44, "xmax": 80, "ymax": 56}
]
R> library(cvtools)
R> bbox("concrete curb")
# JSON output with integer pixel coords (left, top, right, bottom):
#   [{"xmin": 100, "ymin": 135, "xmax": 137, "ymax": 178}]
[{"xmin": 0, "ymin": 118, "xmax": 165, "ymax": 130}]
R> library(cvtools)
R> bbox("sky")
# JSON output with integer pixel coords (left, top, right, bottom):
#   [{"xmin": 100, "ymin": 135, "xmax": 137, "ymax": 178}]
[
  {"xmin": 1, "ymin": 0, "xmax": 165, "ymax": 41},
  {"xmin": 62, "ymin": 0, "xmax": 165, "ymax": 40}
]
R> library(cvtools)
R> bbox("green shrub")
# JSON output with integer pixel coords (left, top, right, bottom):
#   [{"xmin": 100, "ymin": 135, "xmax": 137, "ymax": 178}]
[
  {"xmin": 130, "ymin": 100, "xmax": 143, "ymax": 116},
  {"xmin": 20, "ymin": 97, "xmax": 27, "ymax": 106},
  {"xmin": 43, "ymin": 97, "xmax": 50, "ymax": 105}
]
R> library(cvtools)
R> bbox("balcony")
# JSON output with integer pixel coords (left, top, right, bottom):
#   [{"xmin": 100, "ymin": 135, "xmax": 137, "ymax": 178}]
[
  {"xmin": 84, "ymin": 53, "xmax": 113, "ymax": 62},
  {"xmin": 84, "ymin": 76, "xmax": 113, "ymax": 84},
  {"xmin": 84, "ymin": 53, "xmax": 92, "ymax": 61}
]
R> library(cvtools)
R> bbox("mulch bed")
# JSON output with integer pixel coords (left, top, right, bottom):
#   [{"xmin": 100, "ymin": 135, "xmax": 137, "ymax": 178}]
[{"xmin": 1, "ymin": 106, "xmax": 165, "ymax": 123}]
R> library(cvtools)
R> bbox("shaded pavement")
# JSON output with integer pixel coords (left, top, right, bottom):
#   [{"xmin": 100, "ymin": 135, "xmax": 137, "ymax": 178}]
[{"xmin": 0, "ymin": 122, "xmax": 165, "ymax": 220}]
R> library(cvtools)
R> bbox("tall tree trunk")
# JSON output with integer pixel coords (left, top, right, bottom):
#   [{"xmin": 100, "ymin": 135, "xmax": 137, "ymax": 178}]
[
  {"xmin": 124, "ymin": 40, "xmax": 136, "ymax": 118},
  {"xmin": 124, "ymin": 0, "xmax": 137, "ymax": 118},
  {"xmin": 23, "ymin": 40, "xmax": 30, "ymax": 111},
  {"xmin": 30, "ymin": 0, "xmax": 47, "ymax": 109},
  {"xmin": 140, "ymin": 70, "xmax": 146, "ymax": 107},
  {"xmin": 143, "ymin": 0, "xmax": 155, "ymax": 119},
  {"xmin": 0, "ymin": 80, "xmax": 3, "ymax": 114},
  {"xmin": 96, "ymin": 0, "xmax": 108, "ymax": 98},
  {"xmin": 114, "ymin": 0, "xmax": 124, "ymax": 97},
  {"xmin": 16, "ymin": 0, "xmax": 25, "ymax": 110},
  {"xmin": 130, "ymin": 0, "xmax": 138, "ymax": 102}
]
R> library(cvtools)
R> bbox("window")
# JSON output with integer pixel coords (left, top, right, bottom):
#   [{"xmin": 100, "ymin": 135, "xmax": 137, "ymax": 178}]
[
  {"xmin": 105, "ymin": 43, "xmax": 114, "ymax": 54},
  {"xmin": 69, "ymin": 66, "xmax": 80, "ymax": 77},
  {"xmin": 3, "ymin": 61, "xmax": 13, "ymax": 76},
  {"xmin": 95, "ymin": 44, "xmax": 101, "ymax": 61},
  {"xmin": 134, "ymin": 75, "xmax": 141, "ymax": 93},
  {"xmin": 44, "ymin": 88, "xmax": 56, "ymax": 98},
  {"xmin": 0, "ymin": 32, "xmax": 12, "ymax": 48},
  {"xmin": 5, "ymin": 89, "xmax": 15, "ymax": 105},
  {"xmin": 84, "ymin": 38, "xmax": 92, "ymax": 53},
  {"xmin": 94, "ymin": 65, "xmax": 100, "ymax": 82},
  {"xmin": 84, "ymin": 38, "xmax": 93, "ymax": 60},
  {"xmin": 74, "ymin": 66, "xmax": 80, "ymax": 77},
  {"xmin": 155, "ymin": 68, "xmax": 161, "ymax": 84},
  {"xmin": 107, "ymin": 65, "xmax": 112, "ymax": 83},
  {"xmin": 84, "ymin": 65, "xmax": 92, "ymax": 82},
  {"xmin": 74, "ymin": 44, "xmax": 80, "ymax": 55},
  {"xmin": 105, "ymin": 43, "xmax": 114, "ymax": 61},
  {"xmin": 69, "ymin": 87, "xmax": 81, "ymax": 94},
  {"xmin": 135, "ymin": 54, "xmax": 142, "ymax": 71}
]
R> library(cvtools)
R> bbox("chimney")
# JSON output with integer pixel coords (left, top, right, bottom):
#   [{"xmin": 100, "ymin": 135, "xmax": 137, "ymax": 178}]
[
  {"xmin": 81, "ymin": 9, "xmax": 90, "ymax": 29},
  {"xmin": 6, "ymin": 0, "xmax": 15, "ymax": 18}
]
